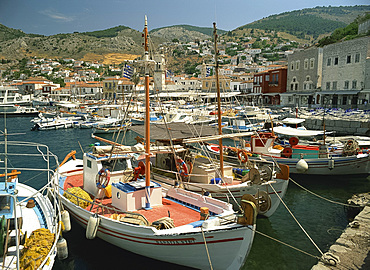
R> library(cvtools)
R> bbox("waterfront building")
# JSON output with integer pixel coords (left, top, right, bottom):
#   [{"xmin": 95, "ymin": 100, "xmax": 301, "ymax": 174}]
[
  {"xmin": 251, "ymin": 67, "xmax": 287, "ymax": 106},
  {"xmin": 320, "ymin": 36, "xmax": 369, "ymax": 108},
  {"xmin": 285, "ymin": 46, "xmax": 323, "ymax": 107},
  {"xmin": 284, "ymin": 36, "xmax": 370, "ymax": 109}
]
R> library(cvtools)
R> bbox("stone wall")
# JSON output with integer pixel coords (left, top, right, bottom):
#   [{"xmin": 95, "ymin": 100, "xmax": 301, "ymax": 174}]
[{"xmin": 301, "ymin": 116, "xmax": 370, "ymax": 136}]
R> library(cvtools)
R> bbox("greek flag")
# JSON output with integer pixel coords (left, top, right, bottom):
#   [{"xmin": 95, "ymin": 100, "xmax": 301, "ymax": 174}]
[
  {"xmin": 206, "ymin": 67, "xmax": 211, "ymax": 77},
  {"xmin": 123, "ymin": 64, "xmax": 134, "ymax": 79},
  {"xmin": 166, "ymin": 69, "xmax": 173, "ymax": 78}
]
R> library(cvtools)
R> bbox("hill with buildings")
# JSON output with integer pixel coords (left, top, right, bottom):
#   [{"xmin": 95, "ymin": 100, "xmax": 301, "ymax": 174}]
[
  {"xmin": 0, "ymin": 5, "xmax": 368, "ymax": 65},
  {"xmin": 224, "ymin": 5, "xmax": 369, "ymax": 44}
]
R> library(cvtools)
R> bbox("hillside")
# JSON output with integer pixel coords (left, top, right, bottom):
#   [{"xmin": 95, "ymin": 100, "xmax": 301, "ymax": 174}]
[
  {"xmin": 228, "ymin": 5, "xmax": 370, "ymax": 42},
  {"xmin": 0, "ymin": 5, "xmax": 368, "ymax": 63},
  {"xmin": 0, "ymin": 25, "xmax": 164, "ymax": 63},
  {"xmin": 150, "ymin": 25, "xmax": 226, "ymax": 42}
]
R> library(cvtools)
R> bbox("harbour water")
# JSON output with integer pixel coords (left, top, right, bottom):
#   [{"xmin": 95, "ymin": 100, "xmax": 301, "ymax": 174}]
[{"xmin": 1, "ymin": 117, "xmax": 369, "ymax": 270}]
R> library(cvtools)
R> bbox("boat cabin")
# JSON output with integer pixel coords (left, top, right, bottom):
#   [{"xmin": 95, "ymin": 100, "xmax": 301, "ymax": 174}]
[{"xmin": 83, "ymin": 146, "xmax": 162, "ymax": 211}]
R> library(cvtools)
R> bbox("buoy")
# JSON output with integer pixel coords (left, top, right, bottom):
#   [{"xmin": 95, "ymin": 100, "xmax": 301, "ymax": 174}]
[
  {"xmin": 86, "ymin": 213, "xmax": 100, "ymax": 240},
  {"xmin": 56, "ymin": 236, "xmax": 68, "ymax": 260},
  {"xmin": 296, "ymin": 159, "xmax": 308, "ymax": 173},
  {"xmin": 328, "ymin": 159, "xmax": 335, "ymax": 170},
  {"xmin": 289, "ymin": 136, "xmax": 299, "ymax": 146},
  {"xmin": 61, "ymin": 210, "xmax": 71, "ymax": 232}
]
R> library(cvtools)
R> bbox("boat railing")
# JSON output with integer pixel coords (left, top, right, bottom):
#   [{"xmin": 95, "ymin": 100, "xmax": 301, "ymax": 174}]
[{"xmin": 257, "ymin": 151, "xmax": 343, "ymax": 159}]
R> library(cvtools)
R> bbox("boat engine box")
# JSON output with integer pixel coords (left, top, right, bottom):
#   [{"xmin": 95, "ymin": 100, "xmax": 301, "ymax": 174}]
[{"xmin": 111, "ymin": 180, "xmax": 162, "ymax": 211}]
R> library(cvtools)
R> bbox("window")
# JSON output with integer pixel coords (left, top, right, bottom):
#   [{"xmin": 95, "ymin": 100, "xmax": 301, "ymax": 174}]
[
  {"xmin": 205, "ymin": 82, "xmax": 209, "ymax": 87},
  {"xmin": 310, "ymin": 59, "xmax": 314, "ymax": 69},
  {"xmin": 296, "ymin": 61, "xmax": 300, "ymax": 70},
  {"xmin": 304, "ymin": 59, "xmax": 308, "ymax": 69},
  {"xmin": 291, "ymin": 62, "xmax": 294, "ymax": 71},
  {"xmin": 295, "ymin": 84, "xmax": 298, "ymax": 90},
  {"xmin": 344, "ymin": 81, "xmax": 349, "ymax": 89},
  {"xmin": 355, "ymin": 53, "xmax": 360, "ymax": 63},
  {"xmin": 334, "ymin": 57, "xmax": 338, "ymax": 65},
  {"xmin": 352, "ymin": 80, "xmax": 357, "ymax": 89},
  {"xmin": 327, "ymin": 58, "xmax": 331, "ymax": 66},
  {"xmin": 290, "ymin": 84, "xmax": 294, "ymax": 90},
  {"xmin": 326, "ymin": 82, "xmax": 330, "ymax": 90},
  {"xmin": 332, "ymin": 81, "xmax": 337, "ymax": 90},
  {"xmin": 347, "ymin": 55, "xmax": 351, "ymax": 64},
  {"xmin": 265, "ymin": 74, "xmax": 269, "ymax": 81}
]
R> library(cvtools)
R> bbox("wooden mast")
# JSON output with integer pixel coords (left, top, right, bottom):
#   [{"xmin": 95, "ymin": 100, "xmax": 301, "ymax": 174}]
[
  {"xmin": 213, "ymin": 22, "xmax": 224, "ymax": 177},
  {"xmin": 144, "ymin": 15, "xmax": 151, "ymax": 209}
]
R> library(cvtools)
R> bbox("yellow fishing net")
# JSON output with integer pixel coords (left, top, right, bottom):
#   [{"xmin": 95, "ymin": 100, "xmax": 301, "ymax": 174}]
[
  {"xmin": 20, "ymin": 228, "xmax": 55, "ymax": 270},
  {"xmin": 64, "ymin": 187, "xmax": 92, "ymax": 208}
]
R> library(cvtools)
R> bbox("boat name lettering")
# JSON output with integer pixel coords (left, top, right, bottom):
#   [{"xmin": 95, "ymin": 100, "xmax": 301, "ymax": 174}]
[{"xmin": 156, "ymin": 239, "xmax": 195, "ymax": 245}]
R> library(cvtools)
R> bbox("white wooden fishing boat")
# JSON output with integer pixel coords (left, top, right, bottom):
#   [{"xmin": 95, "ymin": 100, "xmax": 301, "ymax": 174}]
[
  {"xmin": 53, "ymin": 18, "xmax": 257, "ymax": 270},
  {"xmin": 0, "ymin": 130, "xmax": 62, "ymax": 269},
  {"xmin": 228, "ymin": 132, "xmax": 370, "ymax": 176}
]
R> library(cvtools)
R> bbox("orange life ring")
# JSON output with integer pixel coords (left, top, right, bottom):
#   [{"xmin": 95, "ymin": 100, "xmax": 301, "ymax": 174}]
[
  {"xmin": 237, "ymin": 149, "xmax": 249, "ymax": 163},
  {"xmin": 176, "ymin": 158, "xmax": 189, "ymax": 177},
  {"xmin": 96, "ymin": 168, "xmax": 110, "ymax": 189},
  {"xmin": 289, "ymin": 136, "xmax": 299, "ymax": 146},
  {"xmin": 281, "ymin": 147, "xmax": 293, "ymax": 158}
]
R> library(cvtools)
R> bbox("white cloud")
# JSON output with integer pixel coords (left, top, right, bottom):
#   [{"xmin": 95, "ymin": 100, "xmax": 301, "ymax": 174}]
[{"xmin": 40, "ymin": 9, "xmax": 74, "ymax": 22}]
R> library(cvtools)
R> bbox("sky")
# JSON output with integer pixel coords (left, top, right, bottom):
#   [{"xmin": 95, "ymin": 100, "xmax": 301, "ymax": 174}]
[{"xmin": 0, "ymin": 0, "xmax": 369, "ymax": 36}]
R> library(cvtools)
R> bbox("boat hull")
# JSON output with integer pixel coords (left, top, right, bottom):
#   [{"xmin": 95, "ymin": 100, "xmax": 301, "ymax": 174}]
[
  {"xmin": 258, "ymin": 154, "xmax": 370, "ymax": 176},
  {"xmin": 60, "ymin": 196, "xmax": 254, "ymax": 270}
]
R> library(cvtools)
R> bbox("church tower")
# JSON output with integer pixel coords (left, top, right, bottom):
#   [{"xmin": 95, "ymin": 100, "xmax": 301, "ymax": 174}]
[{"xmin": 153, "ymin": 53, "xmax": 166, "ymax": 92}]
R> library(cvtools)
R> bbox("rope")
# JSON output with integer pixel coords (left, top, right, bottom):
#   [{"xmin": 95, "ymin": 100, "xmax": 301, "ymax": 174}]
[
  {"xmin": 289, "ymin": 177, "xmax": 363, "ymax": 208},
  {"xmin": 251, "ymin": 228, "xmax": 321, "ymax": 260},
  {"xmin": 268, "ymin": 182, "xmax": 324, "ymax": 256},
  {"xmin": 201, "ymin": 227, "xmax": 213, "ymax": 270}
]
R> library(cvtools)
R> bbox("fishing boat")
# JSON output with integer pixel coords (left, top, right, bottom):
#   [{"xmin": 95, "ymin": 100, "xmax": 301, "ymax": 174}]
[
  {"xmin": 0, "ymin": 122, "xmax": 63, "ymax": 269},
  {"xmin": 211, "ymin": 131, "xmax": 370, "ymax": 176},
  {"xmin": 139, "ymin": 24, "xmax": 289, "ymax": 217},
  {"xmin": 53, "ymin": 18, "xmax": 257, "ymax": 270}
]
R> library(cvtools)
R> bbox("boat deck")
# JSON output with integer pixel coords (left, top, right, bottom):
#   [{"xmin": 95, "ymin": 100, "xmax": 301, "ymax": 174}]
[{"xmin": 64, "ymin": 174, "xmax": 201, "ymax": 226}]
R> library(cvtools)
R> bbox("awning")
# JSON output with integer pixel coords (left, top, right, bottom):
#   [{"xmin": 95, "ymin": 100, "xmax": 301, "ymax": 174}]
[
  {"xmin": 316, "ymin": 90, "xmax": 360, "ymax": 95},
  {"xmin": 262, "ymin": 93, "xmax": 280, "ymax": 96},
  {"xmin": 272, "ymin": 126, "xmax": 332, "ymax": 137}
]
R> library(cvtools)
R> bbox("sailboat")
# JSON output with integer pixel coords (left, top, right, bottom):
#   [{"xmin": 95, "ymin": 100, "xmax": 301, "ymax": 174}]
[
  {"xmin": 127, "ymin": 23, "xmax": 289, "ymax": 218},
  {"xmin": 0, "ymin": 118, "xmax": 62, "ymax": 269},
  {"xmin": 54, "ymin": 17, "xmax": 257, "ymax": 270}
]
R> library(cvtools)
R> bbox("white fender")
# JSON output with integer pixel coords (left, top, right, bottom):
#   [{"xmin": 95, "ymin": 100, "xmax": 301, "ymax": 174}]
[
  {"xmin": 86, "ymin": 213, "xmax": 100, "ymax": 240},
  {"xmin": 61, "ymin": 210, "xmax": 71, "ymax": 232},
  {"xmin": 56, "ymin": 237, "xmax": 68, "ymax": 260},
  {"xmin": 296, "ymin": 159, "xmax": 308, "ymax": 173}
]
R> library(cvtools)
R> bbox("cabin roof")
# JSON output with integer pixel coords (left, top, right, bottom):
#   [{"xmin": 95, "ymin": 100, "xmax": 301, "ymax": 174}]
[{"xmin": 130, "ymin": 123, "xmax": 219, "ymax": 141}]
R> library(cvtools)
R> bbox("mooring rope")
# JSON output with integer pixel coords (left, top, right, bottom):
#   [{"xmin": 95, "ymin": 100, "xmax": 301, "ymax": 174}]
[
  {"xmin": 268, "ymin": 182, "xmax": 324, "ymax": 256},
  {"xmin": 289, "ymin": 177, "xmax": 363, "ymax": 208},
  {"xmin": 201, "ymin": 226, "xmax": 213, "ymax": 270}
]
